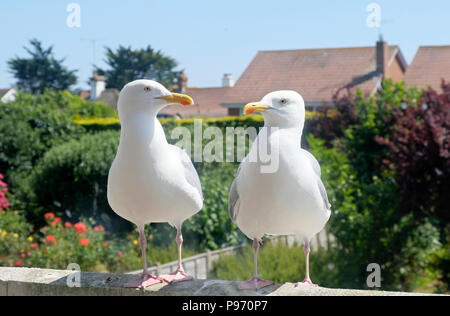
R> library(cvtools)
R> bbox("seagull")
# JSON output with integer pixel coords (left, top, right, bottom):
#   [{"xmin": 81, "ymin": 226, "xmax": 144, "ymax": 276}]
[
  {"xmin": 228, "ymin": 90, "xmax": 331, "ymax": 290},
  {"xmin": 107, "ymin": 80, "xmax": 203, "ymax": 288}
]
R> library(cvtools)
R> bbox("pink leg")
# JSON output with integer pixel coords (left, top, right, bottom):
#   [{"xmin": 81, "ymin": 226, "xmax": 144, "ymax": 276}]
[
  {"xmin": 238, "ymin": 239, "xmax": 274, "ymax": 290},
  {"xmin": 160, "ymin": 226, "xmax": 193, "ymax": 283},
  {"xmin": 124, "ymin": 226, "xmax": 162, "ymax": 288},
  {"xmin": 295, "ymin": 240, "xmax": 317, "ymax": 287}
]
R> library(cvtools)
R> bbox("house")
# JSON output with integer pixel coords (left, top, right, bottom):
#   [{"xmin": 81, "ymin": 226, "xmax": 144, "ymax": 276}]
[
  {"xmin": 158, "ymin": 72, "xmax": 231, "ymax": 118},
  {"xmin": 220, "ymin": 38, "xmax": 407, "ymax": 113},
  {"xmin": 79, "ymin": 71, "xmax": 120, "ymax": 109},
  {"xmin": 160, "ymin": 86, "xmax": 231, "ymax": 118},
  {"xmin": 79, "ymin": 38, "xmax": 413, "ymax": 117},
  {"xmin": 404, "ymin": 46, "xmax": 450, "ymax": 91},
  {"xmin": 0, "ymin": 88, "xmax": 17, "ymax": 103}
]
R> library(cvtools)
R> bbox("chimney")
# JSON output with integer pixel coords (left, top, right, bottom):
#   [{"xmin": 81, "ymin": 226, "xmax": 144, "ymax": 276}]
[
  {"xmin": 222, "ymin": 73, "xmax": 234, "ymax": 87},
  {"xmin": 176, "ymin": 71, "xmax": 188, "ymax": 93},
  {"xmin": 376, "ymin": 36, "xmax": 389, "ymax": 79},
  {"xmin": 90, "ymin": 71, "xmax": 105, "ymax": 100}
]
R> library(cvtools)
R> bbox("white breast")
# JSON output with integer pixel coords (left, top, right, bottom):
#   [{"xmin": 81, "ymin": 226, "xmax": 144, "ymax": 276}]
[
  {"xmin": 235, "ymin": 129, "xmax": 330, "ymax": 240},
  {"xmin": 107, "ymin": 117, "xmax": 202, "ymax": 227}
]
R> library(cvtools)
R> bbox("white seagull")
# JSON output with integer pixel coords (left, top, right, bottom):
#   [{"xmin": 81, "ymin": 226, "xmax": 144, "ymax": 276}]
[
  {"xmin": 228, "ymin": 90, "xmax": 331, "ymax": 290},
  {"xmin": 107, "ymin": 80, "xmax": 203, "ymax": 288}
]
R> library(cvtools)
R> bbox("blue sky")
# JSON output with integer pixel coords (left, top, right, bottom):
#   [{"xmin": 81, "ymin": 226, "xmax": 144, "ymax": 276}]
[{"xmin": 1, "ymin": 0, "xmax": 449, "ymax": 89}]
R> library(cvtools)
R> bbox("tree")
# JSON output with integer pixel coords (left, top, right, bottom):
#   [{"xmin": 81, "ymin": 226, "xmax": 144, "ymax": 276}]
[
  {"xmin": 8, "ymin": 39, "xmax": 77, "ymax": 94},
  {"xmin": 376, "ymin": 80, "xmax": 450, "ymax": 224},
  {"xmin": 100, "ymin": 45, "xmax": 179, "ymax": 90}
]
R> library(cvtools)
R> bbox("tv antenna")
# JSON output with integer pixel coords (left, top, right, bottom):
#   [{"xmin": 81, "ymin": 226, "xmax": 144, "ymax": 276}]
[
  {"xmin": 377, "ymin": 19, "xmax": 394, "ymax": 39},
  {"xmin": 81, "ymin": 38, "xmax": 105, "ymax": 71}
]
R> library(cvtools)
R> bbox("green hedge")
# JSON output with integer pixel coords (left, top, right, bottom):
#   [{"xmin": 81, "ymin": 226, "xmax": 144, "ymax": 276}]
[{"xmin": 27, "ymin": 130, "xmax": 120, "ymax": 228}]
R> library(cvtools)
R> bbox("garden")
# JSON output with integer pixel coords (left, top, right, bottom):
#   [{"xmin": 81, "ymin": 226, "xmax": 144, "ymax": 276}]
[{"xmin": 0, "ymin": 79, "xmax": 448, "ymax": 293}]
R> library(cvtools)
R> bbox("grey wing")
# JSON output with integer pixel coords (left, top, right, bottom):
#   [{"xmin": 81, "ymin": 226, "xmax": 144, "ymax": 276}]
[
  {"xmin": 228, "ymin": 158, "xmax": 246, "ymax": 222},
  {"xmin": 301, "ymin": 149, "xmax": 331, "ymax": 210},
  {"xmin": 317, "ymin": 178, "xmax": 331, "ymax": 210},
  {"xmin": 171, "ymin": 145, "xmax": 203, "ymax": 199},
  {"xmin": 301, "ymin": 148, "xmax": 321, "ymax": 177}
]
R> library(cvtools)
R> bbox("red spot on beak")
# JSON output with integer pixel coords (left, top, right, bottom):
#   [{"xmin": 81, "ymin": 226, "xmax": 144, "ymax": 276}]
[
  {"xmin": 181, "ymin": 100, "xmax": 190, "ymax": 106},
  {"xmin": 246, "ymin": 108, "xmax": 255, "ymax": 114}
]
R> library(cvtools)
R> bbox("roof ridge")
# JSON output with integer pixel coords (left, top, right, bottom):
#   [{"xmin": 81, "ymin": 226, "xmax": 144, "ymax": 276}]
[
  {"xmin": 418, "ymin": 45, "xmax": 450, "ymax": 49},
  {"xmin": 258, "ymin": 45, "xmax": 399, "ymax": 53},
  {"xmin": 187, "ymin": 86, "xmax": 230, "ymax": 90}
]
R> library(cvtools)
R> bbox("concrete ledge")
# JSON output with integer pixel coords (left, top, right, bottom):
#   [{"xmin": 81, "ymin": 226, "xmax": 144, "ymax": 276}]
[{"xmin": 0, "ymin": 267, "xmax": 439, "ymax": 296}]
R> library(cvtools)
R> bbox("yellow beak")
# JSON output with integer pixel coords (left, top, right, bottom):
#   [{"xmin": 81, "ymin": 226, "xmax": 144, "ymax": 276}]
[
  {"xmin": 156, "ymin": 93, "xmax": 194, "ymax": 106},
  {"xmin": 243, "ymin": 102, "xmax": 270, "ymax": 114}
]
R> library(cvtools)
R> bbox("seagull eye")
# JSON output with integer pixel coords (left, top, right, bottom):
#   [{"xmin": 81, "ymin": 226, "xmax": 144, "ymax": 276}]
[
  {"xmin": 144, "ymin": 87, "xmax": 151, "ymax": 92},
  {"xmin": 280, "ymin": 99, "xmax": 287, "ymax": 104}
]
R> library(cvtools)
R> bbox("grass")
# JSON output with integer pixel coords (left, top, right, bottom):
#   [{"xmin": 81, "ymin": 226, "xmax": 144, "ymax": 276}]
[{"xmin": 210, "ymin": 240, "xmax": 342, "ymax": 288}]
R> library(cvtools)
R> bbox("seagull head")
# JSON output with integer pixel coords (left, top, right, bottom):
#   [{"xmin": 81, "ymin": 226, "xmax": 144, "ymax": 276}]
[
  {"xmin": 117, "ymin": 79, "xmax": 194, "ymax": 118},
  {"xmin": 243, "ymin": 90, "xmax": 305, "ymax": 128}
]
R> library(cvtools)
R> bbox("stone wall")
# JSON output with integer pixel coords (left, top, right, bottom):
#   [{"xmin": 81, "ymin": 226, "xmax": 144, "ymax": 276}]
[{"xmin": 0, "ymin": 267, "xmax": 439, "ymax": 296}]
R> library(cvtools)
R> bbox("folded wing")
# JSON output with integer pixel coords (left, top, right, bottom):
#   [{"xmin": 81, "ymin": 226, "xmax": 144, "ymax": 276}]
[{"xmin": 170, "ymin": 145, "xmax": 203, "ymax": 200}]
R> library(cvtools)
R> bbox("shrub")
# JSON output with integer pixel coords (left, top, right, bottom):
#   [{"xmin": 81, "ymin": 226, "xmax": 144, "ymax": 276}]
[
  {"xmin": 376, "ymin": 81, "xmax": 450, "ymax": 224},
  {"xmin": 0, "ymin": 210, "xmax": 33, "ymax": 266},
  {"xmin": 308, "ymin": 125, "xmax": 444, "ymax": 291},
  {"xmin": 211, "ymin": 241, "xmax": 342, "ymax": 287},
  {"xmin": 26, "ymin": 130, "xmax": 120, "ymax": 227},
  {"xmin": 0, "ymin": 95, "xmax": 84, "ymax": 180},
  {"xmin": 0, "ymin": 209, "xmax": 194, "ymax": 273},
  {"xmin": 0, "ymin": 90, "xmax": 115, "ymax": 183},
  {"xmin": 10, "ymin": 90, "xmax": 116, "ymax": 119},
  {"xmin": 183, "ymin": 162, "xmax": 243, "ymax": 250}
]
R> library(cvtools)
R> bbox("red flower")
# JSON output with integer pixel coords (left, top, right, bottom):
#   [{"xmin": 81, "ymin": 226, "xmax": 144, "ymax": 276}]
[
  {"xmin": 31, "ymin": 243, "xmax": 39, "ymax": 249},
  {"xmin": 79, "ymin": 238, "xmax": 89, "ymax": 247},
  {"xmin": 44, "ymin": 235, "xmax": 57, "ymax": 246},
  {"xmin": 74, "ymin": 222, "xmax": 88, "ymax": 234},
  {"xmin": 51, "ymin": 217, "xmax": 62, "ymax": 226},
  {"xmin": 93, "ymin": 225, "xmax": 105, "ymax": 232},
  {"xmin": 44, "ymin": 212, "xmax": 55, "ymax": 220},
  {"xmin": 64, "ymin": 222, "xmax": 72, "ymax": 228},
  {"xmin": 117, "ymin": 251, "xmax": 123, "ymax": 257},
  {"xmin": 20, "ymin": 253, "xmax": 26, "ymax": 259},
  {"xmin": 15, "ymin": 261, "xmax": 23, "ymax": 267},
  {"xmin": 103, "ymin": 242, "xmax": 108, "ymax": 248}
]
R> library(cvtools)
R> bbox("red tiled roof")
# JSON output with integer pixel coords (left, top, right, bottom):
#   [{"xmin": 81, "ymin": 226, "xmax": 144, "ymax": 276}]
[
  {"xmin": 404, "ymin": 46, "xmax": 450, "ymax": 91},
  {"xmin": 79, "ymin": 90, "xmax": 91, "ymax": 100},
  {"xmin": 221, "ymin": 46, "xmax": 402, "ymax": 106},
  {"xmin": 160, "ymin": 87, "xmax": 230, "ymax": 118}
]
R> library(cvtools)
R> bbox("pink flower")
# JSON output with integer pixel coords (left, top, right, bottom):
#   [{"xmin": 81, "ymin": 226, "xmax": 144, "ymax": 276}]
[
  {"xmin": 79, "ymin": 238, "xmax": 89, "ymax": 247},
  {"xmin": 74, "ymin": 222, "xmax": 88, "ymax": 234},
  {"xmin": 44, "ymin": 213, "xmax": 55, "ymax": 220},
  {"xmin": 118, "ymin": 251, "xmax": 123, "ymax": 257},
  {"xmin": 93, "ymin": 225, "xmax": 105, "ymax": 232},
  {"xmin": 44, "ymin": 235, "xmax": 57, "ymax": 246},
  {"xmin": 64, "ymin": 222, "xmax": 72, "ymax": 228},
  {"xmin": 51, "ymin": 217, "xmax": 62, "ymax": 226},
  {"xmin": 0, "ymin": 173, "xmax": 9, "ymax": 211},
  {"xmin": 20, "ymin": 253, "xmax": 26, "ymax": 259},
  {"xmin": 31, "ymin": 243, "xmax": 39, "ymax": 249},
  {"xmin": 15, "ymin": 261, "xmax": 23, "ymax": 267}
]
